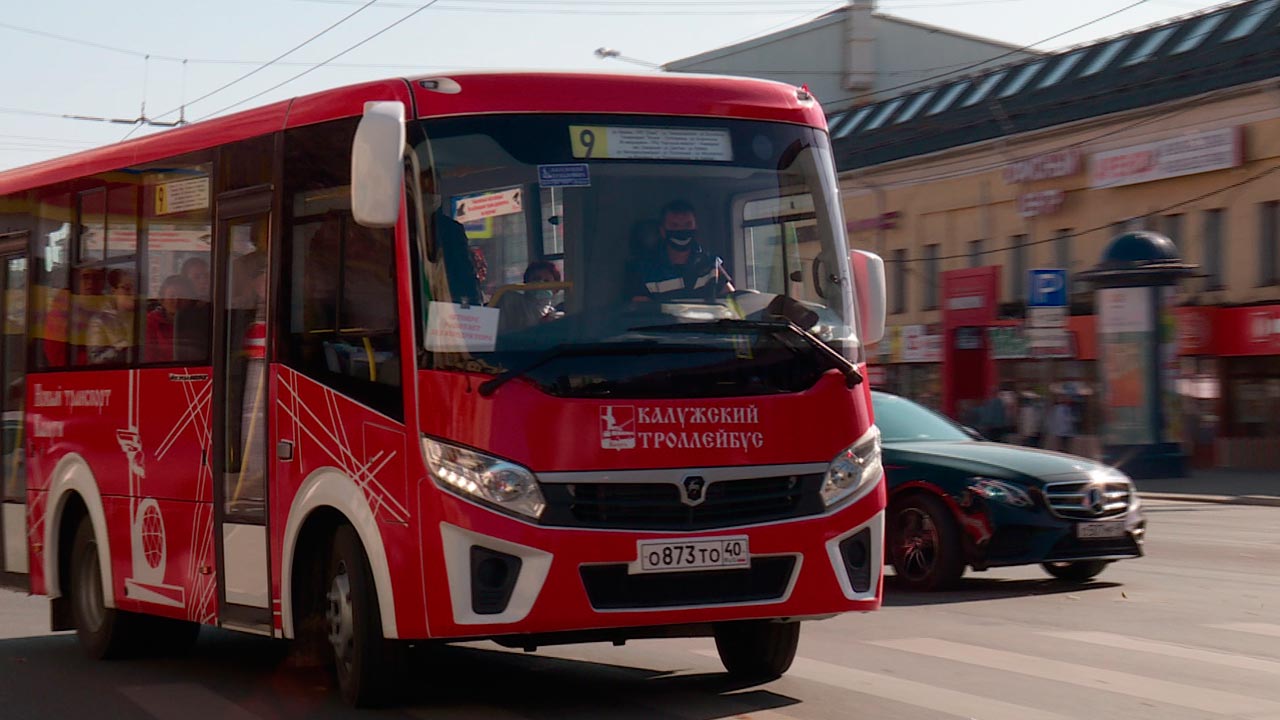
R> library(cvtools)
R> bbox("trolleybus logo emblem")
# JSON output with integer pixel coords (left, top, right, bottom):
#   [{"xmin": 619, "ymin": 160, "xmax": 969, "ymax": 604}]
[{"xmin": 600, "ymin": 406, "xmax": 636, "ymax": 450}]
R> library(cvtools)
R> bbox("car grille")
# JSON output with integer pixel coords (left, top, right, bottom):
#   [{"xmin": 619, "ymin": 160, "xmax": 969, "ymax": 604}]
[
  {"xmin": 1043, "ymin": 478, "xmax": 1132, "ymax": 520},
  {"xmin": 539, "ymin": 473, "xmax": 825, "ymax": 530}
]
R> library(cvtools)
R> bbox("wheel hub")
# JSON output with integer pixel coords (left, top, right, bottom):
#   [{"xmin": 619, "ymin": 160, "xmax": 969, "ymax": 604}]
[
  {"xmin": 326, "ymin": 562, "xmax": 354, "ymax": 669},
  {"xmin": 896, "ymin": 508, "xmax": 939, "ymax": 580}
]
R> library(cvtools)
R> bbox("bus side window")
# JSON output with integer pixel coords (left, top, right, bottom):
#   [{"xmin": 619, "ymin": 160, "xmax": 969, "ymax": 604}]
[{"xmin": 282, "ymin": 118, "xmax": 403, "ymax": 420}]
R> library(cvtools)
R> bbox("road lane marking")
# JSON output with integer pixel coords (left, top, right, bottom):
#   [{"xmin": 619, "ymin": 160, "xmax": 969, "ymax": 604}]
[
  {"xmin": 121, "ymin": 683, "xmax": 259, "ymax": 720},
  {"xmin": 1210, "ymin": 623, "xmax": 1280, "ymax": 639},
  {"xmin": 693, "ymin": 650, "xmax": 1069, "ymax": 720},
  {"xmin": 871, "ymin": 638, "xmax": 1280, "ymax": 717},
  {"xmin": 1043, "ymin": 631, "xmax": 1280, "ymax": 675}
]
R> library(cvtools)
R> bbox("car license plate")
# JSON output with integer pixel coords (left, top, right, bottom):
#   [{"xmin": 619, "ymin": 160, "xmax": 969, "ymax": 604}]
[
  {"xmin": 633, "ymin": 536, "xmax": 750, "ymax": 574},
  {"xmin": 1076, "ymin": 521, "xmax": 1126, "ymax": 539}
]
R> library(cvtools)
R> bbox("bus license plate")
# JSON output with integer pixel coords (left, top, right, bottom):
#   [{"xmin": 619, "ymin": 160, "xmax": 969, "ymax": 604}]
[
  {"xmin": 634, "ymin": 536, "xmax": 750, "ymax": 574},
  {"xmin": 1076, "ymin": 521, "xmax": 1126, "ymax": 539}
]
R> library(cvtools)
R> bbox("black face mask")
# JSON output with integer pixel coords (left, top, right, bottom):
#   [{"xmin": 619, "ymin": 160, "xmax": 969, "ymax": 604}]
[{"xmin": 665, "ymin": 229, "xmax": 696, "ymax": 248}]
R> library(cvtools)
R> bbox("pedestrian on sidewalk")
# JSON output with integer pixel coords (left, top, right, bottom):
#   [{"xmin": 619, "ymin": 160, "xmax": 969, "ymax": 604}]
[
  {"xmin": 1047, "ymin": 393, "xmax": 1077, "ymax": 453},
  {"xmin": 1018, "ymin": 392, "xmax": 1044, "ymax": 448}
]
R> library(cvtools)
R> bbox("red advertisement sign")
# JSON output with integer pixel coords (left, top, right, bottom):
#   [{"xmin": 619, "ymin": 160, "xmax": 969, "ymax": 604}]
[{"xmin": 941, "ymin": 266, "xmax": 999, "ymax": 328}]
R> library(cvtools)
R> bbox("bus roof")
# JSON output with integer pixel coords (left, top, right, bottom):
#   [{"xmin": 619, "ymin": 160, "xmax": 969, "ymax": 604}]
[{"xmin": 0, "ymin": 71, "xmax": 825, "ymax": 195}]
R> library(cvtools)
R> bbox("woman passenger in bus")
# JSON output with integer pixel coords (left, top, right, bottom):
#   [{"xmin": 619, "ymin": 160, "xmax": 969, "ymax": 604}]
[{"xmin": 86, "ymin": 268, "xmax": 137, "ymax": 365}]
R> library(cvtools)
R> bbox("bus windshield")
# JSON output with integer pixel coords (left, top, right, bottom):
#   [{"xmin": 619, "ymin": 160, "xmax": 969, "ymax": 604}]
[{"xmin": 412, "ymin": 114, "xmax": 858, "ymax": 399}]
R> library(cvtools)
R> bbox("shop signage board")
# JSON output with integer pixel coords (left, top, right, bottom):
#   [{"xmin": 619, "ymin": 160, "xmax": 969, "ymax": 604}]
[
  {"xmin": 1017, "ymin": 190, "xmax": 1066, "ymax": 218},
  {"xmin": 1004, "ymin": 149, "xmax": 1082, "ymax": 184},
  {"xmin": 1089, "ymin": 126, "xmax": 1243, "ymax": 189}
]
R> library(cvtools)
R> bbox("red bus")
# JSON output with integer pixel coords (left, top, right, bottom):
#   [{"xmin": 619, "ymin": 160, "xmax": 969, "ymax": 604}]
[{"xmin": 0, "ymin": 71, "xmax": 887, "ymax": 706}]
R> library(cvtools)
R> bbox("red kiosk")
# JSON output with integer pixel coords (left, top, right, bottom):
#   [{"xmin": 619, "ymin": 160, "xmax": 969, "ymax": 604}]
[{"xmin": 941, "ymin": 267, "xmax": 1001, "ymax": 419}]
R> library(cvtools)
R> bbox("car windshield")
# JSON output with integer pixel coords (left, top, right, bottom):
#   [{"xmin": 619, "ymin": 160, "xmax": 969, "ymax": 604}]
[
  {"xmin": 872, "ymin": 392, "xmax": 971, "ymax": 442},
  {"xmin": 410, "ymin": 114, "xmax": 859, "ymax": 398}
]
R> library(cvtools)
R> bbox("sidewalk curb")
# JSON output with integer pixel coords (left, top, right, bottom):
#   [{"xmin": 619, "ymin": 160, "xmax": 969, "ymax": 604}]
[{"xmin": 1138, "ymin": 492, "xmax": 1280, "ymax": 507}]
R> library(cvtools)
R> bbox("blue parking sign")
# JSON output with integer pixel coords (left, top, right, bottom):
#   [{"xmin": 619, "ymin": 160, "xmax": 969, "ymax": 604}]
[{"xmin": 1028, "ymin": 269, "xmax": 1068, "ymax": 307}]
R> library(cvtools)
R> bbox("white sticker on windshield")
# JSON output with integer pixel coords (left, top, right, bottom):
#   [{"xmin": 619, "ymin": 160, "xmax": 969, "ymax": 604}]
[{"xmin": 424, "ymin": 302, "xmax": 500, "ymax": 353}]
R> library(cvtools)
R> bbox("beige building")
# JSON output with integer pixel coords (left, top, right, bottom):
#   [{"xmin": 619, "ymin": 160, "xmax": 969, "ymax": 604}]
[{"xmin": 832, "ymin": 0, "xmax": 1280, "ymax": 469}]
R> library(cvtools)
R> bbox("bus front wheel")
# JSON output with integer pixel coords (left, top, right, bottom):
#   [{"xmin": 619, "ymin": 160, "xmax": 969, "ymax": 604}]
[
  {"xmin": 713, "ymin": 620, "xmax": 800, "ymax": 681},
  {"xmin": 325, "ymin": 525, "xmax": 401, "ymax": 707}
]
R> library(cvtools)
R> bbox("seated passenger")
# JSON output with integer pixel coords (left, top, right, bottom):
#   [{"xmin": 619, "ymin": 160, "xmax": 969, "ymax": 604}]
[
  {"xmin": 86, "ymin": 268, "xmax": 137, "ymax": 365},
  {"xmin": 146, "ymin": 274, "xmax": 196, "ymax": 362},
  {"xmin": 497, "ymin": 260, "xmax": 561, "ymax": 334},
  {"xmin": 629, "ymin": 199, "xmax": 734, "ymax": 302}
]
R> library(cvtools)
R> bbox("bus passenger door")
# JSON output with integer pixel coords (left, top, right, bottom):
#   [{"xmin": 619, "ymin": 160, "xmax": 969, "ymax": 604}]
[
  {"xmin": 0, "ymin": 241, "xmax": 27, "ymax": 586},
  {"xmin": 212, "ymin": 189, "xmax": 275, "ymax": 632}
]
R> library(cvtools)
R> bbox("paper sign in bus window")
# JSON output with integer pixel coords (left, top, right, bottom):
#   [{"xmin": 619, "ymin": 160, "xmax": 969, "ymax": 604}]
[
  {"xmin": 424, "ymin": 301, "xmax": 500, "ymax": 353},
  {"xmin": 155, "ymin": 177, "xmax": 210, "ymax": 215},
  {"xmin": 569, "ymin": 125, "xmax": 732, "ymax": 161},
  {"xmin": 452, "ymin": 188, "xmax": 523, "ymax": 225}
]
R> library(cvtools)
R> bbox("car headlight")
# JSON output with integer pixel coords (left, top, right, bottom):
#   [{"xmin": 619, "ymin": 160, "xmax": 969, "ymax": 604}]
[
  {"xmin": 968, "ymin": 478, "xmax": 1033, "ymax": 508},
  {"xmin": 822, "ymin": 425, "xmax": 883, "ymax": 507},
  {"xmin": 422, "ymin": 437, "xmax": 545, "ymax": 520}
]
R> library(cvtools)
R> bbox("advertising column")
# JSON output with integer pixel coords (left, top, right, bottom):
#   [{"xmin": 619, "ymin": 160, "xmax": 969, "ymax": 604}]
[{"xmin": 1082, "ymin": 231, "xmax": 1195, "ymax": 479}]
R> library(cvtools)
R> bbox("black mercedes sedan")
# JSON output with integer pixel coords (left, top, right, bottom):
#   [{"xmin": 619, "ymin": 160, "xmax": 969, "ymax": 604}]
[{"xmin": 873, "ymin": 391, "xmax": 1147, "ymax": 591}]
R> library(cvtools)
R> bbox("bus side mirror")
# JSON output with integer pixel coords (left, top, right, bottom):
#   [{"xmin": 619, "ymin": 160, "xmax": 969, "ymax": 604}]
[
  {"xmin": 850, "ymin": 249, "xmax": 886, "ymax": 345},
  {"xmin": 351, "ymin": 101, "xmax": 406, "ymax": 228}
]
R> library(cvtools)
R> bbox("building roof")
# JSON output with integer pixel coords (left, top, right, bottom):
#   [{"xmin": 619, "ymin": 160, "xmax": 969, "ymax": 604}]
[
  {"xmin": 830, "ymin": 0, "xmax": 1280, "ymax": 171},
  {"xmin": 664, "ymin": 6, "xmax": 1030, "ymax": 70}
]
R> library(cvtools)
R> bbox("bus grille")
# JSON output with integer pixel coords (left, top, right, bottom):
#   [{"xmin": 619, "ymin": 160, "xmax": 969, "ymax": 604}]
[
  {"xmin": 540, "ymin": 474, "xmax": 825, "ymax": 530},
  {"xmin": 1043, "ymin": 478, "xmax": 1132, "ymax": 520},
  {"xmin": 580, "ymin": 556, "xmax": 797, "ymax": 610}
]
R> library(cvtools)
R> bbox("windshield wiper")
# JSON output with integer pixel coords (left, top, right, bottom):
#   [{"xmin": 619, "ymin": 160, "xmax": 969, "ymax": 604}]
[
  {"xmin": 477, "ymin": 341, "xmax": 660, "ymax": 397},
  {"xmin": 627, "ymin": 318, "xmax": 863, "ymax": 388}
]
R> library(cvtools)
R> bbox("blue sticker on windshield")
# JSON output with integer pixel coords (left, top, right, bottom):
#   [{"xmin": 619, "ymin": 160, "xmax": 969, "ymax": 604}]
[{"xmin": 538, "ymin": 163, "xmax": 591, "ymax": 188}]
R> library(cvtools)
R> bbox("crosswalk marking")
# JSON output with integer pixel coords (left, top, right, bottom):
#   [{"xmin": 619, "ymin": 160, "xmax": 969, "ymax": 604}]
[
  {"xmin": 120, "ymin": 683, "xmax": 259, "ymax": 720},
  {"xmin": 1210, "ymin": 623, "xmax": 1280, "ymax": 639},
  {"xmin": 1043, "ymin": 631, "xmax": 1280, "ymax": 675},
  {"xmin": 694, "ymin": 650, "xmax": 1070, "ymax": 720},
  {"xmin": 871, "ymin": 638, "xmax": 1280, "ymax": 717}
]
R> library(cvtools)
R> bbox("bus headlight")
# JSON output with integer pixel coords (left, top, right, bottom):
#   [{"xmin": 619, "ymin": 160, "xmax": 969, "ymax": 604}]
[
  {"xmin": 423, "ymin": 437, "xmax": 546, "ymax": 520},
  {"xmin": 822, "ymin": 425, "xmax": 883, "ymax": 507}
]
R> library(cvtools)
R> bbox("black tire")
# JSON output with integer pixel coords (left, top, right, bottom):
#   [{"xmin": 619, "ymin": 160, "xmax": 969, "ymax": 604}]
[
  {"xmin": 326, "ymin": 525, "xmax": 401, "ymax": 707},
  {"xmin": 1042, "ymin": 560, "xmax": 1110, "ymax": 582},
  {"xmin": 887, "ymin": 493, "xmax": 965, "ymax": 592},
  {"xmin": 70, "ymin": 517, "xmax": 140, "ymax": 659},
  {"xmin": 713, "ymin": 620, "xmax": 801, "ymax": 681}
]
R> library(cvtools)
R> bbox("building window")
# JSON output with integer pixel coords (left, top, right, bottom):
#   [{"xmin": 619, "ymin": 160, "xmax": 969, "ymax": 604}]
[
  {"xmin": 1009, "ymin": 234, "xmax": 1027, "ymax": 303},
  {"xmin": 892, "ymin": 248, "xmax": 907, "ymax": 314},
  {"xmin": 1203, "ymin": 209, "xmax": 1224, "ymax": 291},
  {"xmin": 968, "ymin": 239, "xmax": 984, "ymax": 268},
  {"xmin": 923, "ymin": 244, "xmax": 939, "ymax": 310},
  {"xmin": 1260, "ymin": 201, "xmax": 1279, "ymax": 287},
  {"xmin": 1054, "ymin": 229, "xmax": 1072, "ymax": 270},
  {"xmin": 1160, "ymin": 214, "xmax": 1183, "ymax": 248}
]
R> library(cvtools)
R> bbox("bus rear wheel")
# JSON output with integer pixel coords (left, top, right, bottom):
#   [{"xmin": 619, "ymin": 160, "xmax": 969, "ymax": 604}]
[
  {"xmin": 713, "ymin": 620, "xmax": 800, "ymax": 681},
  {"xmin": 71, "ymin": 517, "xmax": 140, "ymax": 659},
  {"xmin": 325, "ymin": 525, "xmax": 401, "ymax": 707}
]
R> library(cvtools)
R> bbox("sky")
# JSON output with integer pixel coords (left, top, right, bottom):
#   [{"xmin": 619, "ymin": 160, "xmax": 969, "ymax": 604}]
[{"xmin": 0, "ymin": 0, "xmax": 1236, "ymax": 172}]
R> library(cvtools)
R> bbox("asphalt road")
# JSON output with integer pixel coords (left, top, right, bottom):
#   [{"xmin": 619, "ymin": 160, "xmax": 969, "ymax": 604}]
[{"xmin": 1, "ymin": 499, "xmax": 1277, "ymax": 720}]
